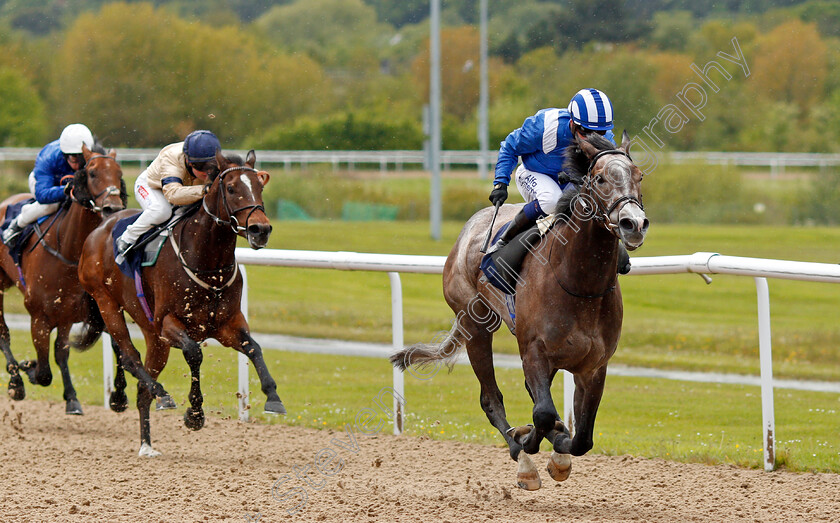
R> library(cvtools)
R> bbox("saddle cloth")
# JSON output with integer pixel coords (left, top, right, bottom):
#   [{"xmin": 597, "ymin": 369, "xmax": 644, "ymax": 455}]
[
  {"xmin": 1, "ymin": 198, "xmax": 51, "ymax": 265},
  {"xmin": 112, "ymin": 214, "xmax": 170, "ymax": 279}
]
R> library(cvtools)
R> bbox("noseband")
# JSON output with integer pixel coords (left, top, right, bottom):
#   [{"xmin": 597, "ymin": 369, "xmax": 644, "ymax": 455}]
[
  {"xmin": 581, "ymin": 149, "xmax": 643, "ymax": 234},
  {"xmin": 202, "ymin": 165, "xmax": 266, "ymax": 234}
]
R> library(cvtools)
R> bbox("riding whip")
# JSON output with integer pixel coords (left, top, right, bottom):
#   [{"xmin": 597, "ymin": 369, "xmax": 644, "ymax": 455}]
[{"xmin": 480, "ymin": 201, "xmax": 502, "ymax": 253}]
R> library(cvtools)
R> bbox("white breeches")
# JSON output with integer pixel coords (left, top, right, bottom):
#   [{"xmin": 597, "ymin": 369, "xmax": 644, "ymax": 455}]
[
  {"xmin": 513, "ymin": 164, "xmax": 566, "ymax": 215},
  {"xmin": 17, "ymin": 172, "xmax": 60, "ymax": 227},
  {"xmin": 120, "ymin": 170, "xmax": 173, "ymax": 244}
]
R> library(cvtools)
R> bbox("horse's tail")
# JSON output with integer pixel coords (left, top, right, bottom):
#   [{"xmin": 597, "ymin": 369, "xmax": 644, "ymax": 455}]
[
  {"xmin": 69, "ymin": 294, "xmax": 105, "ymax": 351},
  {"xmin": 389, "ymin": 320, "xmax": 467, "ymax": 373}
]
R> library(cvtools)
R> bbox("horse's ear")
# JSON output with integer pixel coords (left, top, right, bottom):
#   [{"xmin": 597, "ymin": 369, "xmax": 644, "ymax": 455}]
[
  {"xmin": 82, "ymin": 143, "xmax": 92, "ymax": 160},
  {"xmin": 257, "ymin": 170, "xmax": 270, "ymax": 187},
  {"xmin": 620, "ymin": 130, "xmax": 631, "ymax": 154},
  {"xmin": 246, "ymin": 149, "xmax": 256, "ymax": 168},
  {"xmin": 108, "ymin": 148, "xmax": 117, "ymax": 159},
  {"xmin": 578, "ymin": 137, "xmax": 599, "ymax": 160},
  {"xmin": 214, "ymin": 148, "xmax": 226, "ymax": 169}
]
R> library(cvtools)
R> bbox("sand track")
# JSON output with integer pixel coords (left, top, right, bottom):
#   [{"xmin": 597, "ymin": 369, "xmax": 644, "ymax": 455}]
[{"xmin": 1, "ymin": 396, "xmax": 838, "ymax": 522}]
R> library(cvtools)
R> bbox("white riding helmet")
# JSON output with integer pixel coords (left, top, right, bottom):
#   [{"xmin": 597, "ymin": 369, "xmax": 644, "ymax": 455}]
[{"xmin": 59, "ymin": 123, "xmax": 94, "ymax": 155}]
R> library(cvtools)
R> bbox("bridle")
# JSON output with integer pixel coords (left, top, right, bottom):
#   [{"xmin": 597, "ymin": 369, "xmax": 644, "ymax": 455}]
[
  {"xmin": 67, "ymin": 154, "xmax": 123, "ymax": 213},
  {"xmin": 202, "ymin": 165, "xmax": 266, "ymax": 235},
  {"xmin": 580, "ymin": 149, "xmax": 643, "ymax": 235}
]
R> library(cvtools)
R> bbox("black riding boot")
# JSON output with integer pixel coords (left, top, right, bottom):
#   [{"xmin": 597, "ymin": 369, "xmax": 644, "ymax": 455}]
[{"xmin": 487, "ymin": 209, "xmax": 540, "ymax": 293}]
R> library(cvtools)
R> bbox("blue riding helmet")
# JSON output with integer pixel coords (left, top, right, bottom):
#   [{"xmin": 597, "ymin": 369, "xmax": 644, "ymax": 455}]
[
  {"xmin": 183, "ymin": 130, "xmax": 221, "ymax": 163},
  {"xmin": 567, "ymin": 88, "xmax": 614, "ymax": 131}
]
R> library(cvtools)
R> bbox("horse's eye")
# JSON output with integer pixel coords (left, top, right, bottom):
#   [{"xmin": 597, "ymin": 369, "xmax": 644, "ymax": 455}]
[
  {"xmin": 226, "ymin": 184, "xmax": 235, "ymax": 194},
  {"xmin": 88, "ymin": 171, "xmax": 96, "ymax": 179}
]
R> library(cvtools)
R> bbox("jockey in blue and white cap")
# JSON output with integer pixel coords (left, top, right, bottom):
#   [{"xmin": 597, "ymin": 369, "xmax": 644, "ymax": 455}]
[
  {"xmin": 487, "ymin": 89, "xmax": 615, "ymax": 250},
  {"xmin": 484, "ymin": 89, "xmax": 629, "ymax": 282}
]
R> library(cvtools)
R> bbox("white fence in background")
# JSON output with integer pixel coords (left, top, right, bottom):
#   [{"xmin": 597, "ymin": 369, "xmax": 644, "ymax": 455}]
[
  {"xmin": 96, "ymin": 250, "xmax": 840, "ymax": 471},
  {"xmin": 3, "ymin": 148, "xmax": 840, "ymax": 173}
]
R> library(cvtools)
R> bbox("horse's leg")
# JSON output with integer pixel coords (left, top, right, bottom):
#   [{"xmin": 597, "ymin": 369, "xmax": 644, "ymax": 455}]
[
  {"xmin": 0, "ymin": 288, "xmax": 24, "ymax": 400},
  {"xmin": 92, "ymin": 292, "xmax": 171, "ymax": 403},
  {"xmin": 108, "ymin": 336, "xmax": 129, "ymax": 413},
  {"xmin": 518, "ymin": 340, "xmax": 562, "ymax": 455},
  {"xmin": 160, "ymin": 317, "xmax": 205, "ymax": 430},
  {"xmin": 215, "ymin": 313, "xmax": 285, "ymax": 415},
  {"xmin": 53, "ymin": 323, "xmax": 82, "ymax": 415},
  {"xmin": 567, "ymin": 365, "xmax": 608, "ymax": 457},
  {"xmin": 136, "ymin": 332, "xmax": 172, "ymax": 458},
  {"xmin": 21, "ymin": 315, "xmax": 53, "ymax": 386}
]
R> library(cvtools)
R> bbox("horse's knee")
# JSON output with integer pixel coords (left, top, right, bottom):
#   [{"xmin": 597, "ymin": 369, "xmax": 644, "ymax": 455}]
[{"xmin": 532, "ymin": 406, "xmax": 556, "ymax": 432}]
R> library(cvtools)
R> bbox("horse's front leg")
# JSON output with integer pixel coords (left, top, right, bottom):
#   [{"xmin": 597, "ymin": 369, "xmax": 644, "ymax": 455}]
[
  {"xmin": 568, "ymin": 364, "xmax": 608, "ymax": 456},
  {"xmin": 53, "ymin": 323, "xmax": 82, "ymax": 415},
  {"xmin": 518, "ymin": 342, "xmax": 561, "ymax": 455},
  {"xmin": 215, "ymin": 313, "xmax": 285, "ymax": 415},
  {"xmin": 160, "ymin": 316, "xmax": 205, "ymax": 430}
]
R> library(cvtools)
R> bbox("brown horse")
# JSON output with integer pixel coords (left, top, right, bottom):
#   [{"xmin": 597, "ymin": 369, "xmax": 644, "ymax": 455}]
[
  {"xmin": 391, "ymin": 132, "xmax": 648, "ymax": 489},
  {"xmin": 79, "ymin": 149, "xmax": 284, "ymax": 457},
  {"xmin": 0, "ymin": 144, "xmax": 126, "ymax": 414}
]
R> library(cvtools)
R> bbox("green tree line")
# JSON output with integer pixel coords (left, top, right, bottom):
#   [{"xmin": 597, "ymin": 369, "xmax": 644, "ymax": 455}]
[{"xmin": 0, "ymin": 0, "xmax": 839, "ymax": 153}]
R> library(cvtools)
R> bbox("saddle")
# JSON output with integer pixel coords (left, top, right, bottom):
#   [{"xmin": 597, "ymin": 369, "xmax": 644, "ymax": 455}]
[
  {"xmin": 112, "ymin": 205, "xmax": 196, "ymax": 279},
  {"xmin": 1, "ymin": 198, "xmax": 55, "ymax": 266}
]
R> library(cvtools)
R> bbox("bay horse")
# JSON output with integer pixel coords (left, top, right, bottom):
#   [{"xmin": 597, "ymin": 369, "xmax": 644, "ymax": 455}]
[
  {"xmin": 391, "ymin": 132, "xmax": 648, "ymax": 489},
  {"xmin": 0, "ymin": 144, "xmax": 126, "ymax": 414},
  {"xmin": 79, "ymin": 149, "xmax": 284, "ymax": 457}
]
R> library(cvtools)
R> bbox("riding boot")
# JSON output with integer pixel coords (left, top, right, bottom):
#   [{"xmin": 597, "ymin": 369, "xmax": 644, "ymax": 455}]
[
  {"xmin": 114, "ymin": 237, "xmax": 132, "ymax": 264},
  {"xmin": 617, "ymin": 242, "xmax": 631, "ymax": 275},
  {"xmin": 488, "ymin": 210, "xmax": 540, "ymax": 293},
  {"xmin": 485, "ymin": 208, "xmax": 535, "ymax": 255},
  {"xmin": 2, "ymin": 219, "xmax": 23, "ymax": 248}
]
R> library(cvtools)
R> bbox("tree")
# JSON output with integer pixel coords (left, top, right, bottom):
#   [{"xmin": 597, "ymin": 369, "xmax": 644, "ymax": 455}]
[
  {"xmin": 50, "ymin": 3, "xmax": 329, "ymax": 147},
  {"xmin": 0, "ymin": 66, "xmax": 47, "ymax": 146},
  {"xmin": 750, "ymin": 20, "xmax": 828, "ymax": 112}
]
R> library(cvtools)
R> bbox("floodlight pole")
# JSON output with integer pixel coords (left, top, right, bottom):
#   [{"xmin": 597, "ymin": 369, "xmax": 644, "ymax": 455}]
[
  {"xmin": 430, "ymin": 0, "xmax": 442, "ymax": 240},
  {"xmin": 478, "ymin": 0, "xmax": 489, "ymax": 179}
]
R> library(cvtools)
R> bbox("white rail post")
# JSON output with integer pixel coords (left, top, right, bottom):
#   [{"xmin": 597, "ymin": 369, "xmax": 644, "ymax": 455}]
[
  {"xmin": 388, "ymin": 272, "xmax": 406, "ymax": 435},
  {"xmin": 754, "ymin": 277, "xmax": 776, "ymax": 471},
  {"xmin": 238, "ymin": 265, "xmax": 250, "ymax": 422},
  {"xmin": 563, "ymin": 371, "xmax": 575, "ymax": 436},
  {"xmin": 102, "ymin": 332, "xmax": 114, "ymax": 408}
]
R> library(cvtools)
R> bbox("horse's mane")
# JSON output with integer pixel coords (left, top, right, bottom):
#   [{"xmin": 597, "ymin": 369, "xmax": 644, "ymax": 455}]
[
  {"xmin": 553, "ymin": 134, "xmax": 616, "ymax": 217},
  {"xmin": 70, "ymin": 142, "xmax": 128, "ymax": 207}
]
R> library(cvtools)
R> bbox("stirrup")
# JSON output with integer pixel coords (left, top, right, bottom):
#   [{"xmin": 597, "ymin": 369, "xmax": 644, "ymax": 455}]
[
  {"xmin": 485, "ymin": 238, "xmax": 507, "ymax": 255},
  {"xmin": 2, "ymin": 225, "xmax": 22, "ymax": 247},
  {"xmin": 114, "ymin": 238, "xmax": 132, "ymax": 264}
]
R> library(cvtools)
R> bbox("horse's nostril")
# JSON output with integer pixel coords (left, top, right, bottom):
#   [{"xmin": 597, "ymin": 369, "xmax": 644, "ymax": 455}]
[
  {"xmin": 619, "ymin": 218, "xmax": 634, "ymax": 231},
  {"xmin": 248, "ymin": 224, "xmax": 269, "ymax": 236},
  {"xmin": 641, "ymin": 218, "xmax": 650, "ymax": 232}
]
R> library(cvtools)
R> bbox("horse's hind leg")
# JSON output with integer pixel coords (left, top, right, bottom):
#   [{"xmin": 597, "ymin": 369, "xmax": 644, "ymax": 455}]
[
  {"xmin": 137, "ymin": 332, "xmax": 172, "ymax": 458},
  {"xmin": 216, "ymin": 313, "xmax": 285, "ymax": 415},
  {"xmin": 0, "ymin": 288, "xmax": 24, "ymax": 400},
  {"xmin": 53, "ymin": 323, "xmax": 82, "ymax": 415},
  {"xmin": 21, "ymin": 315, "xmax": 53, "ymax": 386}
]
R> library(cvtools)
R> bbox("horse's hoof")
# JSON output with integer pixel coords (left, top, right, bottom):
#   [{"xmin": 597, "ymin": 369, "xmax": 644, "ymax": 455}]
[
  {"xmin": 20, "ymin": 360, "xmax": 38, "ymax": 384},
  {"xmin": 184, "ymin": 407, "xmax": 205, "ymax": 431},
  {"xmin": 155, "ymin": 395, "xmax": 176, "ymax": 410},
  {"xmin": 109, "ymin": 391, "xmax": 128, "ymax": 413},
  {"xmin": 546, "ymin": 452, "xmax": 572, "ymax": 482},
  {"xmin": 516, "ymin": 452, "xmax": 541, "ymax": 491},
  {"xmin": 138, "ymin": 442, "xmax": 161, "ymax": 458},
  {"xmin": 264, "ymin": 400, "xmax": 287, "ymax": 415},
  {"xmin": 7, "ymin": 376, "xmax": 25, "ymax": 401},
  {"xmin": 65, "ymin": 399, "xmax": 83, "ymax": 415}
]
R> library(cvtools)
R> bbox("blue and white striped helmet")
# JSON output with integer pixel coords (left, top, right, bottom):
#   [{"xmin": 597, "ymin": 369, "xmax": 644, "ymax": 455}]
[{"xmin": 568, "ymin": 88, "xmax": 614, "ymax": 131}]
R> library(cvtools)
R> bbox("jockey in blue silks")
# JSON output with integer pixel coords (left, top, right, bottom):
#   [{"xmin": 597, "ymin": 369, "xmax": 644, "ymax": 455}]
[
  {"xmin": 485, "ymin": 89, "xmax": 630, "ymax": 282},
  {"xmin": 2, "ymin": 124, "xmax": 95, "ymax": 248}
]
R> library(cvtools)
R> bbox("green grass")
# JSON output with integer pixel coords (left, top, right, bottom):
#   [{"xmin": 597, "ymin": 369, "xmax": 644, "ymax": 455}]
[{"xmin": 17, "ymin": 338, "xmax": 840, "ymax": 473}]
